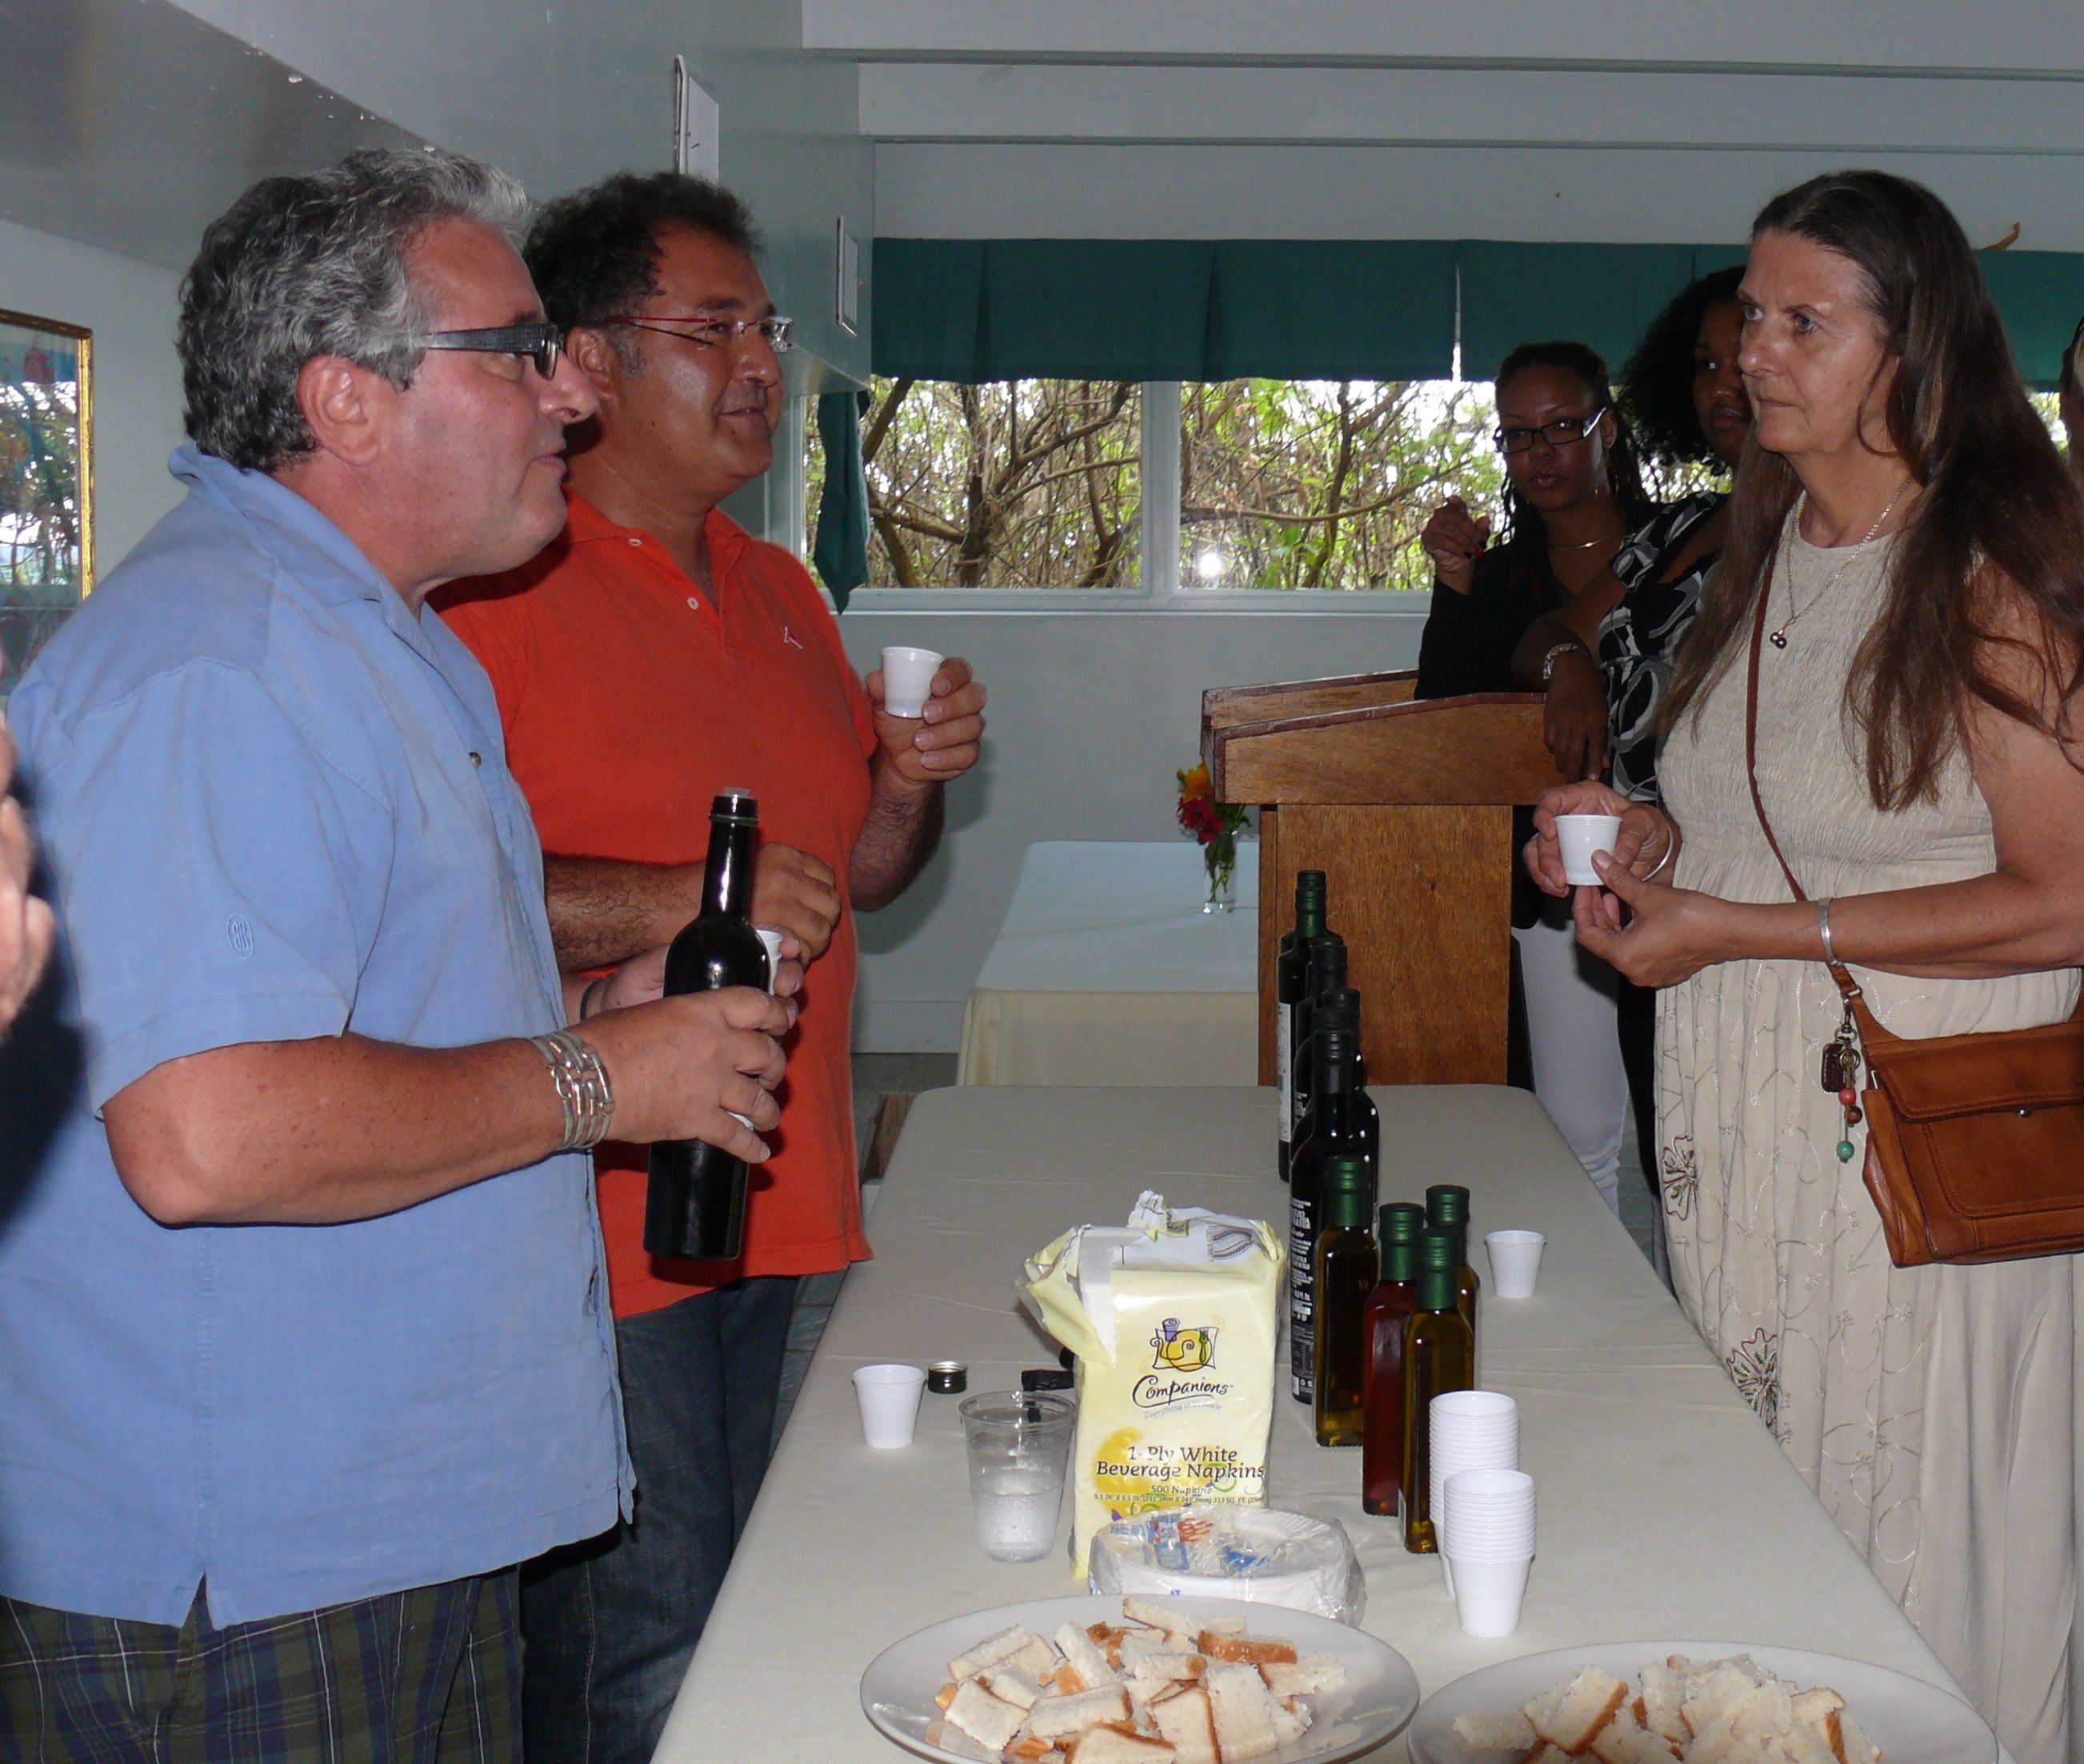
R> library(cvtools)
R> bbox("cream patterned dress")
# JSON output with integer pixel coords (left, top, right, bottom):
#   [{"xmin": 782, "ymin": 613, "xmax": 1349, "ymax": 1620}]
[{"xmin": 1658, "ymin": 518, "xmax": 2083, "ymax": 1764}]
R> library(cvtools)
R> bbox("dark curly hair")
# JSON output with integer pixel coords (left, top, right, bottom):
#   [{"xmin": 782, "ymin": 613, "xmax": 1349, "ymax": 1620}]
[
  {"xmin": 525, "ymin": 172, "xmax": 762, "ymax": 367},
  {"xmin": 1492, "ymin": 341, "xmax": 1655, "ymax": 566},
  {"xmin": 1618, "ymin": 266, "xmax": 1745, "ymax": 470}
]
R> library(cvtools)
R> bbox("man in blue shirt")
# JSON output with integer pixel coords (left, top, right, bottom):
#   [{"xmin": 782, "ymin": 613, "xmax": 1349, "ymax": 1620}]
[{"xmin": 0, "ymin": 150, "xmax": 795, "ymax": 1762}]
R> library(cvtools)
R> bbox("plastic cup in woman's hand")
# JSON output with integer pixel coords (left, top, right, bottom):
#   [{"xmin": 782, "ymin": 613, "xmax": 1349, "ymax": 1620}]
[{"xmin": 1557, "ymin": 814, "xmax": 1623, "ymax": 886}]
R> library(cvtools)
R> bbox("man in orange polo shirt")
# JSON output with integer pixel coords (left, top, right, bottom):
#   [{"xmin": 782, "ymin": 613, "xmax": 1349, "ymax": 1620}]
[{"xmin": 438, "ymin": 174, "xmax": 986, "ymax": 1764}]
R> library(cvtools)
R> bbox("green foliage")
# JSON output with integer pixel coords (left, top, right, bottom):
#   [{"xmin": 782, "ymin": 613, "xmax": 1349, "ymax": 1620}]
[
  {"xmin": 855, "ymin": 378, "xmax": 1142, "ymax": 587},
  {"xmin": 807, "ymin": 374, "xmax": 1744, "ymax": 590},
  {"xmin": 1180, "ymin": 378, "xmax": 1502, "ymax": 591}
]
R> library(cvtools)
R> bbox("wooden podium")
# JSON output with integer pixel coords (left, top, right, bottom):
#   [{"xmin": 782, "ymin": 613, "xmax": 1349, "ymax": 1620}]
[{"xmin": 1202, "ymin": 670, "xmax": 1568, "ymax": 1086}]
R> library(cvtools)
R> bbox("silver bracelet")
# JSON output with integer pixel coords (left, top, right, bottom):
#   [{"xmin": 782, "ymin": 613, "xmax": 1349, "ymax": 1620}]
[
  {"xmin": 530, "ymin": 1029, "xmax": 615, "ymax": 1152},
  {"xmin": 1817, "ymin": 898, "xmax": 1840, "ymax": 966},
  {"xmin": 1643, "ymin": 839, "xmax": 1674, "ymax": 882},
  {"xmin": 1540, "ymin": 640, "xmax": 1591, "ymax": 685}
]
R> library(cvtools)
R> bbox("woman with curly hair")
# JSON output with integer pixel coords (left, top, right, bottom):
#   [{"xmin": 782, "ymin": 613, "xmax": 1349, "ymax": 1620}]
[
  {"xmin": 1414, "ymin": 342, "xmax": 1658, "ymax": 1220},
  {"xmin": 1510, "ymin": 267, "xmax": 1750, "ymax": 794}
]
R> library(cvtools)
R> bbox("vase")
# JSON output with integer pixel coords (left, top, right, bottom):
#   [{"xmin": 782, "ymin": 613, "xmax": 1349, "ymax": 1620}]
[{"xmin": 1202, "ymin": 843, "xmax": 1238, "ymax": 914}]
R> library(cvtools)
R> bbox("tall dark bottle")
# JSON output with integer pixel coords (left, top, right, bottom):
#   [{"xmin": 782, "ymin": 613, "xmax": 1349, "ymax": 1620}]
[
  {"xmin": 1275, "ymin": 871, "xmax": 1328, "ymax": 1184},
  {"xmin": 1299, "ymin": 988, "xmax": 1379, "ymax": 1214},
  {"xmin": 1288, "ymin": 1025, "xmax": 1378, "ymax": 1403},
  {"xmin": 645, "ymin": 791, "xmax": 771, "ymax": 1261},
  {"xmin": 1288, "ymin": 936, "xmax": 1347, "ymax": 1158}
]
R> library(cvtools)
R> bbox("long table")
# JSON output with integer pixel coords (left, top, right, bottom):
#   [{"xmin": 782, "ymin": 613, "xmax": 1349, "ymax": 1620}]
[
  {"xmin": 653, "ymin": 1085, "xmax": 1982, "ymax": 1763},
  {"xmin": 956, "ymin": 842, "xmax": 1259, "ymax": 1086}
]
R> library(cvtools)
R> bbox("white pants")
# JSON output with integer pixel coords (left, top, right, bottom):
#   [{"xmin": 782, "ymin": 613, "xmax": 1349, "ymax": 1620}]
[{"xmin": 1514, "ymin": 914, "xmax": 1627, "ymax": 1214}]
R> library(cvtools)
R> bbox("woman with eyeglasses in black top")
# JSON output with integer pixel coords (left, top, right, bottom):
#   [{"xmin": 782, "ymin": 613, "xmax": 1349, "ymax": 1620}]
[{"xmin": 1414, "ymin": 342, "xmax": 1658, "ymax": 1222}]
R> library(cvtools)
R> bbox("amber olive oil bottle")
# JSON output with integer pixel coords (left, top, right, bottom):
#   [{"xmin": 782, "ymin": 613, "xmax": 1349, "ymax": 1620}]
[
  {"xmin": 1311, "ymin": 1157, "xmax": 1377, "ymax": 1448},
  {"xmin": 1401, "ymin": 1227, "xmax": 1476, "ymax": 1553},
  {"xmin": 1426, "ymin": 1182, "xmax": 1481, "ymax": 1373}
]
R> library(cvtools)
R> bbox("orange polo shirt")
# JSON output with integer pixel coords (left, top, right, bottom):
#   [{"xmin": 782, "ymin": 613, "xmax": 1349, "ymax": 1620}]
[{"xmin": 438, "ymin": 491, "xmax": 876, "ymax": 1317}]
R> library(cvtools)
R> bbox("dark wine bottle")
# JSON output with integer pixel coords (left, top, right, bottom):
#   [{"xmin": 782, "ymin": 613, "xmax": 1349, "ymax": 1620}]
[
  {"xmin": 1303, "ymin": 987, "xmax": 1379, "ymax": 1214},
  {"xmin": 1288, "ymin": 935, "xmax": 1347, "ymax": 1161},
  {"xmin": 1275, "ymin": 871, "xmax": 1327, "ymax": 1185},
  {"xmin": 645, "ymin": 790, "xmax": 771, "ymax": 1262},
  {"xmin": 1288, "ymin": 1024, "xmax": 1377, "ymax": 1404}
]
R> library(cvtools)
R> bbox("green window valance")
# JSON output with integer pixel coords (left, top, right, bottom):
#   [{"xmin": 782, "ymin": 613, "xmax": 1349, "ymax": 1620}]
[
  {"xmin": 870, "ymin": 237, "xmax": 2084, "ymax": 387},
  {"xmin": 872, "ymin": 239, "xmax": 1458, "ymax": 383}
]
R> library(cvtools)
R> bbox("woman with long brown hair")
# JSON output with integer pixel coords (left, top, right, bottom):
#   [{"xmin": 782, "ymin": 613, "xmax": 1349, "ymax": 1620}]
[{"xmin": 1527, "ymin": 170, "xmax": 2084, "ymax": 1762}]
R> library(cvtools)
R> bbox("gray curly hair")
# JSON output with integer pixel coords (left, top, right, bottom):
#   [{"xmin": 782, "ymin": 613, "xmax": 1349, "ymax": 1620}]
[{"xmin": 178, "ymin": 148, "xmax": 530, "ymax": 474}]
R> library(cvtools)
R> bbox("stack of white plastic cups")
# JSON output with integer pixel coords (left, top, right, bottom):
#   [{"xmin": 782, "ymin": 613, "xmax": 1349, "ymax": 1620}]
[
  {"xmin": 1429, "ymin": 1390, "xmax": 1520, "ymax": 1595},
  {"xmin": 1439, "ymin": 1467, "xmax": 1537, "ymax": 1636}
]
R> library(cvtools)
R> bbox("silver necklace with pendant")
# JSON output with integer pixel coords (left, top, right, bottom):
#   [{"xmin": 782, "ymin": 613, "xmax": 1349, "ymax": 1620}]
[{"xmin": 1766, "ymin": 487, "xmax": 1905, "ymax": 650}]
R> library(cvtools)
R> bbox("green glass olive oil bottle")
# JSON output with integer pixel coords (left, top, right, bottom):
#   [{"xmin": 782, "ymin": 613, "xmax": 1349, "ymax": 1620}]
[
  {"xmin": 1361, "ymin": 1203, "xmax": 1426, "ymax": 1514},
  {"xmin": 1311, "ymin": 1156, "xmax": 1377, "ymax": 1448},
  {"xmin": 1401, "ymin": 1227, "xmax": 1476, "ymax": 1553},
  {"xmin": 1426, "ymin": 1182, "xmax": 1481, "ymax": 1372}
]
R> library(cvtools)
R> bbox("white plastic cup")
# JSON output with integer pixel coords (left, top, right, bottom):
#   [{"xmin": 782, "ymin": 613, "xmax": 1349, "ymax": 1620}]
[
  {"xmin": 1557, "ymin": 813, "xmax": 1624, "ymax": 886},
  {"xmin": 853, "ymin": 1363, "xmax": 929, "ymax": 1448},
  {"xmin": 1486, "ymin": 1230, "xmax": 1546, "ymax": 1299},
  {"xmin": 1450, "ymin": 1554, "xmax": 1533, "ymax": 1638},
  {"xmin": 1430, "ymin": 1391, "xmax": 1519, "ymax": 1546},
  {"xmin": 1441, "ymin": 1468, "xmax": 1537, "ymax": 1562},
  {"xmin": 879, "ymin": 646, "xmax": 944, "ymax": 718},
  {"xmin": 754, "ymin": 926, "xmax": 786, "ymax": 992}
]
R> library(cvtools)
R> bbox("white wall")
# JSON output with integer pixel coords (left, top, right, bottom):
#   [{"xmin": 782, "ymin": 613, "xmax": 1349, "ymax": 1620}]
[
  {"xmin": 834, "ymin": 604, "xmax": 1430, "ymax": 1050},
  {"xmin": 0, "ymin": 221, "xmax": 187, "ymax": 577},
  {"xmin": 170, "ymin": 0, "xmax": 873, "ymax": 386}
]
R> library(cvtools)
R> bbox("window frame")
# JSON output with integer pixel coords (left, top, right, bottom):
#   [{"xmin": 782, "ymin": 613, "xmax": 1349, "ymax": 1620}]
[{"xmin": 804, "ymin": 376, "xmax": 1458, "ymax": 614}]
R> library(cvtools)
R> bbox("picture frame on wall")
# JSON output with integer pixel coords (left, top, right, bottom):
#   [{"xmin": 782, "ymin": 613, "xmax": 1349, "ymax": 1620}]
[{"xmin": 1, "ymin": 306, "xmax": 93, "ymax": 698}]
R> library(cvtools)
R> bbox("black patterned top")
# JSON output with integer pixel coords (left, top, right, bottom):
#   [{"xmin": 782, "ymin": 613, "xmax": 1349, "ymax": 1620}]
[{"xmin": 1598, "ymin": 491, "xmax": 1725, "ymax": 805}]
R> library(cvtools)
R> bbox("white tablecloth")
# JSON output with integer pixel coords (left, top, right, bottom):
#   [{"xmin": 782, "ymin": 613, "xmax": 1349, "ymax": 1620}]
[
  {"xmin": 957, "ymin": 842, "xmax": 1260, "ymax": 1086},
  {"xmin": 654, "ymin": 1085, "xmax": 1979, "ymax": 1764}
]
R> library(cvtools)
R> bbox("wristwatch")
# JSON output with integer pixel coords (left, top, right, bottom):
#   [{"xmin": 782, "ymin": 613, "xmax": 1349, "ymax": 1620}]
[{"xmin": 1540, "ymin": 640, "xmax": 1591, "ymax": 685}]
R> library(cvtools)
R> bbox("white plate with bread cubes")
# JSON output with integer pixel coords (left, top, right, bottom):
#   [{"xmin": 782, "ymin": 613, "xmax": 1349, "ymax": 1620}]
[
  {"xmin": 1406, "ymin": 1641, "xmax": 1997, "ymax": 1764},
  {"xmin": 860, "ymin": 1593, "xmax": 1420, "ymax": 1763}
]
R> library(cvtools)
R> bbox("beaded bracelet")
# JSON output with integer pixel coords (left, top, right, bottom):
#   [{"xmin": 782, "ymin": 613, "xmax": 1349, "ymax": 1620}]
[{"xmin": 530, "ymin": 1029, "xmax": 615, "ymax": 1153}]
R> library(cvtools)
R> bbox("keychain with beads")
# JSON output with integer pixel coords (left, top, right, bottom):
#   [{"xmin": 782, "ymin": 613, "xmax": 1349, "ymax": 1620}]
[{"xmin": 1818, "ymin": 1003, "xmax": 1864, "ymax": 1162}]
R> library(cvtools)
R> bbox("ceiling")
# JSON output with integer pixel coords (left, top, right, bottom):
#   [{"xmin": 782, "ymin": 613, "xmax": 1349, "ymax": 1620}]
[
  {"xmin": 0, "ymin": 0, "xmax": 418, "ymax": 270},
  {"xmin": 807, "ymin": 0, "xmax": 2084, "ymax": 248}
]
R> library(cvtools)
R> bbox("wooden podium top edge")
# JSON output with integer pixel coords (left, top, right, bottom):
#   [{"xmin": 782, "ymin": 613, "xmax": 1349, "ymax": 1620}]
[{"xmin": 1207, "ymin": 690, "xmax": 1542, "ymax": 745}]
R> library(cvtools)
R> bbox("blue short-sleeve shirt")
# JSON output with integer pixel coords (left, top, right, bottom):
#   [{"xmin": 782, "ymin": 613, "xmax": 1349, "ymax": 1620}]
[{"xmin": 0, "ymin": 446, "xmax": 632, "ymax": 1627}]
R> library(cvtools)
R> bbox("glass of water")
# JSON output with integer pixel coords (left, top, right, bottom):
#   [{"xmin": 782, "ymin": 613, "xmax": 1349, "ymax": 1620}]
[{"xmin": 958, "ymin": 1391, "xmax": 1076, "ymax": 1562}]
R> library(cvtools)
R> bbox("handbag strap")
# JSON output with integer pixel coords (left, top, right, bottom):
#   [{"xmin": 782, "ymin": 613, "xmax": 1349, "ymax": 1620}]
[{"xmin": 1742, "ymin": 562, "xmax": 1901, "ymax": 1049}]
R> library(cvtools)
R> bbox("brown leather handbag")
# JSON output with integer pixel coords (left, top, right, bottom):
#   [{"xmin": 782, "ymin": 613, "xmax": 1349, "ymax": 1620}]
[{"xmin": 1743, "ymin": 591, "xmax": 2084, "ymax": 1267}]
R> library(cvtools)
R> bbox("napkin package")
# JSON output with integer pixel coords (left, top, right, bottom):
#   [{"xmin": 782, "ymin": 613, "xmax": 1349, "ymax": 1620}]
[{"xmin": 1023, "ymin": 1191, "xmax": 1286, "ymax": 1579}]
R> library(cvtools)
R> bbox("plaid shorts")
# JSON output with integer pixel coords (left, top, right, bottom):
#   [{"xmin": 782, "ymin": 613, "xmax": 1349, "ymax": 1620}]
[{"xmin": 0, "ymin": 1571, "xmax": 519, "ymax": 1764}]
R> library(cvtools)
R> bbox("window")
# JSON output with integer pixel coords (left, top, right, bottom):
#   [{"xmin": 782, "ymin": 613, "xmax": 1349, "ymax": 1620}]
[
  {"xmin": 810, "ymin": 378, "xmax": 1142, "ymax": 588},
  {"xmin": 806, "ymin": 374, "xmax": 1736, "ymax": 599},
  {"xmin": 1178, "ymin": 379, "xmax": 1501, "ymax": 593}
]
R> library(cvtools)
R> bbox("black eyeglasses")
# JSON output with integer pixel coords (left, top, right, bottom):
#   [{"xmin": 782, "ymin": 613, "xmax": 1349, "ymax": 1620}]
[
  {"xmin": 602, "ymin": 314, "xmax": 795, "ymax": 354},
  {"xmin": 1494, "ymin": 406, "xmax": 1608, "ymax": 454},
  {"xmin": 411, "ymin": 322, "xmax": 564, "ymax": 379}
]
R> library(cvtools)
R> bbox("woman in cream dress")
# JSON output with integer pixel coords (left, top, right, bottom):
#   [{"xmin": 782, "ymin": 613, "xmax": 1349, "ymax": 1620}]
[{"xmin": 1528, "ymin": 172, "xmax": 2084, "ymax": 1764}]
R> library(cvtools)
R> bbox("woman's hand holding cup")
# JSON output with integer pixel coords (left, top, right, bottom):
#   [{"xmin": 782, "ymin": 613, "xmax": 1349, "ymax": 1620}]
[
  {"xmin": 1525, "ymin": 782, "xmax": 1678, "ymax": 899},
  {"xmin": 1420, "ymin": 496, "xmax": 1493, "ymax": 595}
]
